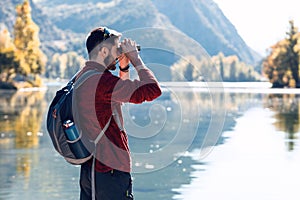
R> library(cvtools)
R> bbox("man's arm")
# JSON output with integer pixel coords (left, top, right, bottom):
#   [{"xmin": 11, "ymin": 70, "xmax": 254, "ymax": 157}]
[
  {"xmin": 118, "ymin": 54, "xmax": 130, "ymax": 80},
  {"xmin": 109, "ymin": 39, "xmax": 161, "ymax": 103},
  {"xmin": 119, "ymin": 70, "xmax": 129, "ymax": 80}
]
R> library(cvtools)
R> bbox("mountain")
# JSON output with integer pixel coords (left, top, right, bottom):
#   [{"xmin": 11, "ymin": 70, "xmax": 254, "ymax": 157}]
[
  {"xmin": 152, "ymin": 0, "xmax": 260, "ymax": 65},
  {"xmin": 0, "ymin": 0, "xmax": 81, "ymax": 56},
  {"xmin": 35, "ymin": 0, "xmax": 261, "ymax": 64},
  {"xmin": 0, "ymin": 0, "xmax": 261, "ymax": 68}
]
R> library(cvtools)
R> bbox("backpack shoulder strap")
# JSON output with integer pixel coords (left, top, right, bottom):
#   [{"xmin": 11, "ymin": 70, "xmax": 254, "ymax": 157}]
[
  {"xmin": 74, "ymin": 69, "xmax": 102, "ymax": 89},
  {"xmin": 91, "ymin": 116, "xmax": 112, "ymax": 200}
]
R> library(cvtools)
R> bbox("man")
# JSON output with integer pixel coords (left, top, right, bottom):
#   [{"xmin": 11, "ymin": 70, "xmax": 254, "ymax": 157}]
[{"xmin": 74, "ymin": 27, "xmax": 161, "ymax": 199}]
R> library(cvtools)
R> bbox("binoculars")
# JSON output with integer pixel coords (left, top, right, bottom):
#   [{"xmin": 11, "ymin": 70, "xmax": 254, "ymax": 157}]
[{"xmin": 118, "ymin": 45, "xmax": 141, "ymax": 54}]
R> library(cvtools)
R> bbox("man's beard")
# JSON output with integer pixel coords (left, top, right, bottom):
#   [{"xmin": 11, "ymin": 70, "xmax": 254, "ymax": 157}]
[{"xmin": 104, "ymin": 53, "xmax": 116, "ymax": 70}]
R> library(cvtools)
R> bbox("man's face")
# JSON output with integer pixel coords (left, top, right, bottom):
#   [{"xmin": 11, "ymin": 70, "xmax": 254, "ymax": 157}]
[{"xmin": 104, "ymin": 38, "xmax": 120, "ymax": 70}]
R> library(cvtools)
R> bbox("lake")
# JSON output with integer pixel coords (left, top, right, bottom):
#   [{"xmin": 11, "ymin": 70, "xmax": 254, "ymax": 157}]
[{"xmin": 0, "ymin": 82, "xmax": 300, "ymax": 200}]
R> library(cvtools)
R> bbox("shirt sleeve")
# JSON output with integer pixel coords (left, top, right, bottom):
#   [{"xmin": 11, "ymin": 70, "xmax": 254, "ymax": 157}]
[{"xmin": 101, "ymin": 68, "xmax": 162, "ymax": 104}]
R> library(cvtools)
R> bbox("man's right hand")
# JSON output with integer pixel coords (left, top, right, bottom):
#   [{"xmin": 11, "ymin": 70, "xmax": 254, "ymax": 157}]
[{"xmin": 120, "ymin": 38, "xmax": 142, "ymax": 68}]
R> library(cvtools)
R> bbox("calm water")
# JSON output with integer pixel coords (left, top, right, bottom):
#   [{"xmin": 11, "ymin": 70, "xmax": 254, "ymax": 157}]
[{"xmin": 0, "ymin": 83, "xmax": 300, "ymax": 200}]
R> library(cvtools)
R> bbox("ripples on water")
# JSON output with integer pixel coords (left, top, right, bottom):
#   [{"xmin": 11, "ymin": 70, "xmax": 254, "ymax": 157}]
[{"xmin": 1, "ymin": 83, "xmax": 300, "ymax": 200}]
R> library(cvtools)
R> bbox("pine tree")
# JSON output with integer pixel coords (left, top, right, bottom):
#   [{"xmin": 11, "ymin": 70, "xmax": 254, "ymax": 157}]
[
  {"xmin": 229, "ymin": 60, "xmax": 237, "ymax": 81},
  {"xmin": 218, "ymin": 53, "xmax": 224, "ymax": 80},
  {"xmin": 285, "ymin": 20, "xmax": 299, "ymax": 86},
  {"xmin": 13, "ymin": 0, "xmax": 46, "ymax": 83}
]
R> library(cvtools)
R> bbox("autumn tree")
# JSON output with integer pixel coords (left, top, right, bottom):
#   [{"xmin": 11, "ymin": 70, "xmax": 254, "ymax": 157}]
[
  {"xmin": 170, "ymin": 55, "xmax": 208, "ymax": 81},
  {"xmin": 46, "ymin": 51, "xmax": 84, "ymax": 79},
  {"xmin": 263, "ymin": 20, "xmax": 300, "ymax": 88},
  {"xmin": 14, "ymin": 0, "xmax": 46, "ymax": 86},
  {"xmin": 229, "ymin": 59, "xmax": 237, "ymax": 81},
  {"xmin": 0, "ymin": 27, "xmax": 18, "ymax": 83},
  {"xmin": 212, "ymin": 52, "xmax": 260, "ymax": 82},
  {"xmin": 170, "ymin": 53, "xmax": 261, "ymax": 82},
  {"xmin": 219, "ymin": 56, "xmax": 224, "ymax": 80},
  {"xmin": 286, "ymin": 20, "xmax": 299, "ymax": 85}
]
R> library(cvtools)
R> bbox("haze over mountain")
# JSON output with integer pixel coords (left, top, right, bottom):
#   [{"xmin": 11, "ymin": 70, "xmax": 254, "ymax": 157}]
[{"xmin": 0, "ymin": 0, "xmax": 261, "ymax": 67}]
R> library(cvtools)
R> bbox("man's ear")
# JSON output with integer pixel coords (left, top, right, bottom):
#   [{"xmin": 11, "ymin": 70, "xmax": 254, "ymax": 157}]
[{"xmin": 99, "ymin": 46, "xmax": 109, "ymax": 57}]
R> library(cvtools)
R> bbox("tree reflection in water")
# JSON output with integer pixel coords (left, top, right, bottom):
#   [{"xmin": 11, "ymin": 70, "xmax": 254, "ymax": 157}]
[
  {"xmin": 264, "ymin": 93, "xmax": 300, "ymax": 151},
  {"xmin": 1, "ymin": 87, "xmax": 300, "ymax": 199},
  {"xmin": 0, "ymin": 89, "xmax": 46, "ymax": 183},
  {"xmin": 0, "ymin": 90, "xmax": 46, "ymax": 149}
]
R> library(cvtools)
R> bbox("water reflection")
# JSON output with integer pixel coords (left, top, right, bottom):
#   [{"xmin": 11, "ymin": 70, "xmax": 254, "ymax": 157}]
[
  {"xmin": 128, "ymin": 89, "xmax": 258, "ymax": 199},
  {"xmin": 173, "ymin": 90, "xmax": 300, "ymax": 200},
  {"xmin": 127, "ymin": 89, "xmax": 216, "ymax": 199},
  {"xmin": 0, "ymin": 90, "xmax": 47, "ymax": 198},
  {"xmin": 1, "ymin": 86, "xmax": 300, "ymax": 200},
  {"xmin": 0, "ymin": 90, "xmax": 46, "ymax": 149},
  {"xmin": 264, "ymin": 93, "xmax": 300, "ymax": 151}
]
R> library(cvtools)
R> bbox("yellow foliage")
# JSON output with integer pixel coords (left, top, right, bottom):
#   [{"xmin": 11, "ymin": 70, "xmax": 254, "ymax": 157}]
[
  {"xmin": 13, "ymin": 0, "xmax": 47, "ymax": 79},
  {"xmin": 263, "ymin": 20, "xmax": 300, "ymax": 87},
  {"xmin": 0, "ymin": 28, "xmax": 15, "ymax": 50}
]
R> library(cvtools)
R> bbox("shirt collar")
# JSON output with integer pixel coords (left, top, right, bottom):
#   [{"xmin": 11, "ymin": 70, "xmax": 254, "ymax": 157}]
[{"xmin": 85, "ymin": 61, "xmax": 107, "ymax": 72}]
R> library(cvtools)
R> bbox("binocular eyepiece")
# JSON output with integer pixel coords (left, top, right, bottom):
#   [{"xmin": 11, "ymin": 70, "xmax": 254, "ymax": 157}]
[{"xmin": 118, "ymin": 45, "xmax": 141, "ymax": 54}]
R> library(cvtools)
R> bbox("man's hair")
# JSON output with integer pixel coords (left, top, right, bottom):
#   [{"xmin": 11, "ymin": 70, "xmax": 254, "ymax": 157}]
[{"xmin": 86, "ymin": 27, "xmax": 121, "ymax": 58}]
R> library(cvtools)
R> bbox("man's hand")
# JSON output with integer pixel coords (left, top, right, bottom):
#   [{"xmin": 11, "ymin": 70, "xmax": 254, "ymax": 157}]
[{"xmin": 120, "ymin": 38, "xmax": 141, "ymax": 67}]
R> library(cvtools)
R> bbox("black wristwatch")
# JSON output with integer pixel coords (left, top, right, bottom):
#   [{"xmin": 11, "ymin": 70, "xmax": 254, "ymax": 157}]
[{"xmin": 119, "ymin": 64, "xmax": 130, "ymax": 72}]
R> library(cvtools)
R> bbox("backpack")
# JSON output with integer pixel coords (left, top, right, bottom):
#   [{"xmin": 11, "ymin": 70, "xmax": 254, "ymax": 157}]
[{"xmin": 46, "ymin": 70, "xmax": 112, "ymax": 165}]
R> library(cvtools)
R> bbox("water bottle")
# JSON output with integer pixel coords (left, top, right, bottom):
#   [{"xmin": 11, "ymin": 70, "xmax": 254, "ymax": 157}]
[{"xmin": 63, "ymin": 120, "xmax": 90, "ymax": 159}]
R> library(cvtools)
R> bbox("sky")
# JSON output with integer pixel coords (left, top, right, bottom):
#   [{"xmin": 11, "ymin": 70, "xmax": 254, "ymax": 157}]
[{"xmin": 213, "ymin": 0, "xmax": 300, "ymax": 56}]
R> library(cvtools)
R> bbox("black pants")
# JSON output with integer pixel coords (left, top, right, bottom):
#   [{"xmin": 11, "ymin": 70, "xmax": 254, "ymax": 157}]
[{"xmin": 80, "ymin": 162, "xmax": 134, "ymax": 200}]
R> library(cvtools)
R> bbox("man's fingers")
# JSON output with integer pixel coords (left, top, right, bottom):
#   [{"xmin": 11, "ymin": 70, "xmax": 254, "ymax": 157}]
[{"xmin": 121, "ymin": 38, "xmax": 137, "ymax": 49}]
